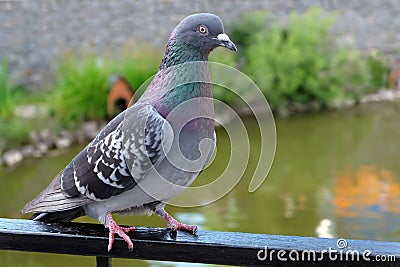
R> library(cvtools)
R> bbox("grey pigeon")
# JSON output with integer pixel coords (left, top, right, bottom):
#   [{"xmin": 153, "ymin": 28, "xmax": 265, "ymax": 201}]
[{"xmin": 22, "ymin": 13, "xmax": 237, "ymax": 251}]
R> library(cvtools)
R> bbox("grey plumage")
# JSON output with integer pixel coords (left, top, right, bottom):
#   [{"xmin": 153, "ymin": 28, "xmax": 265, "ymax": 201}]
[
  {"xmin": 23, "ymin": 104, "xmax": 174, "ymax": 222},
  {"xmin": 22, "ymin": 12, "xmax": 237, "ymax": 250}
]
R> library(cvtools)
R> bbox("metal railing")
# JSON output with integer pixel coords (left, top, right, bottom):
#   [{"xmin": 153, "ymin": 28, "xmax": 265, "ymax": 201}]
[{"xmin": 0, "ymin": 218, "xmax": 398, "ymax": 266}]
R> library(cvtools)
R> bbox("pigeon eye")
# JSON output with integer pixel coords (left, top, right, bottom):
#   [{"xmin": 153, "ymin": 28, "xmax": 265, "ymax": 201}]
[{"xmin": 198, "ymin": 25, "xmax": 208, "ymax": 35}]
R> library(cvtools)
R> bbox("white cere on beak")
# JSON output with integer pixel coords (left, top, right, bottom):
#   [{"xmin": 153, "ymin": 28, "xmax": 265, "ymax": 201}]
[{"xmin": 217, "ymin": 33, "xmax": 231, "ymax": 42}]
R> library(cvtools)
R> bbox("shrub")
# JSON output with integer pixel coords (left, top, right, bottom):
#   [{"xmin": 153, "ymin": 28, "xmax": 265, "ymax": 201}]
[
  {"xmin": 0, "ymin": 58, "xmax": 16, "ymax": 119},
  {"xmin": 112, "ymin": 47, "xmax": 161, "ymax": 92},
  {"xmin": 0, "ymin": 118, "xmax": 31, "ymax": 152},
  {"xmin": 49, "ymin": 54, "xmax": 110, "ymax": 128},
  {"xmin": 49, "ymin": 49, "xmax": 160, "ymax": 128},
  {"xmin": 229, "ymin": 11, "xmax": 269, "ymax": 57},
  {"xmin": 209, "ymin": 49, "xmax": 238, "ymax": 104},
  {"xmin": 231, "ymin": 8, "xmax": 389, "ymax": 113},
  {"xmin": 244, "ymin": 8, "xmax": 341, "ymax": 111},
  {"xmin": 365, "ymin": 53, "xmax": 389, "ymax": 91}
]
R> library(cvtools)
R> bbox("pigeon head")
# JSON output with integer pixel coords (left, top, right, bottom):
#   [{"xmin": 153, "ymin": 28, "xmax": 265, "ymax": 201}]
[
  {"xmin": 161, "ymin": 13, "xmax": 237, "ymax": 68},
  {"xmin": 174, "ymin": 13, "xmax": 237, "ymax": 53},
  {"xmin": 145, "ymin": 13, "xmax": 237, "ymax": 117}
]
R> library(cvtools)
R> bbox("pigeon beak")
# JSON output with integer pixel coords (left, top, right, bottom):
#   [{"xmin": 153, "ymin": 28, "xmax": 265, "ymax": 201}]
[{"xmin": 217, "ymin": 33, "xmax": 237, "ymax": 52}]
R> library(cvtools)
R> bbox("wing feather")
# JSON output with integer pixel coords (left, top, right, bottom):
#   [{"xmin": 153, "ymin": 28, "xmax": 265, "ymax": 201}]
[{"xmin": 23, "ymin": 103, "xmax": 174, "ymax": 213}]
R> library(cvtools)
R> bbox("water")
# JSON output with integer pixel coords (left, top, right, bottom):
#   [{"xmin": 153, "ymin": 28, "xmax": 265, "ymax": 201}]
[{"xmin": 0, "ymin": 101, "xmax": 399, "ymax": 266}]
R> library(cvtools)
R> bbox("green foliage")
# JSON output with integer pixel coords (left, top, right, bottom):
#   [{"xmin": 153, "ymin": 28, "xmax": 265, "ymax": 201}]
[
  {"xmin": 365, "ymin": 53, "xmax": 389, "ymax": 90},
  {"xmin": 209, "ymin": 49, "xmax": 238, "ymax": 104},
  {"xmin": 0, "ymin": 118, "xmax": 31, "ymax": 152},
  {"xmin": 230, "ymin": 7, "xmax": 389, "ymax": 113},
  {"xmin": 113, "ymin": 47, "xmax": 161, "ymax": 91},
  {"xmin": 50, "ymin": 54, "xmax": 109, "ymax": 128},
  {"xmin": 230, "ymin": 11, "xmax": 269, "ymax": 53},
  {"xmin": 0, "ymin": 59, "xmax": 48, "ymax": 152},
  {"xmin": 210, "ymin": 49, "xmax": 237, "ymax": 67},
  {"xmin": 0, "ymin": 58, "xmax": 15, "ymax": 119},
  {"xmin": 244, "ymin": 8, "xmax": 340, "ymax": 110},
  {"xmin": 49, "ymin": 49, "xmax": 160, "ymax": 128},
  {"xmin": 47, "ymin": 9, "xmax": 390, "ymax": 124}
]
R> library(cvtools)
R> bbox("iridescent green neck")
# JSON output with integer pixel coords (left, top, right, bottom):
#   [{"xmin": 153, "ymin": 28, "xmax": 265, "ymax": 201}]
[
  {"xmin": 141, "ymin": 34, "xmax": 213, "ymax": 118},
  {"xmin": 159, "ymin": 36, "xmax": 208, "ymax": 70}
]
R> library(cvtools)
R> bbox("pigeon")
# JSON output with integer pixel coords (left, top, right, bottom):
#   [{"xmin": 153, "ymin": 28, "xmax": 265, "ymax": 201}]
[{"xmin": 22, "ymin": 13, "xmax": 237, "ymax": 251}]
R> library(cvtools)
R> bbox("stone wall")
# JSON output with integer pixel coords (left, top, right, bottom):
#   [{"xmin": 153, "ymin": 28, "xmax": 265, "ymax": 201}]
[{"xmin": 1, "ymin": 0, "xmax": 399, "ymax": 89}]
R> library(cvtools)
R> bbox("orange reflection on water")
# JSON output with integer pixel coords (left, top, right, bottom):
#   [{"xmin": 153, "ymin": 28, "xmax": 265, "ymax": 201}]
[{"xmin": 334, "ymin": 166, "xmax": 400, "ymax": 217}]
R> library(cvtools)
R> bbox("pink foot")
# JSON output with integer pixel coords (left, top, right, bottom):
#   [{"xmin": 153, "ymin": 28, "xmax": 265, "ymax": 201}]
[
  {"xmin": 164, "ymin": 212, "xmax": 198, "ymax": 234},
  {"xmin": 106, "ymin": 214, "xmax": 136, "ymax": 251}
]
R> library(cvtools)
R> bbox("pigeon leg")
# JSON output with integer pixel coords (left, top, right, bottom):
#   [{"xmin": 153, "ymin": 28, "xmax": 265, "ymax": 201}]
[
  {"xmin": 155, "ymin": 209, "xmax": 198, "ymax": 234},
  {"xmin": 105, "ymin": 213, "xmax": 136, "ymax": 251}
]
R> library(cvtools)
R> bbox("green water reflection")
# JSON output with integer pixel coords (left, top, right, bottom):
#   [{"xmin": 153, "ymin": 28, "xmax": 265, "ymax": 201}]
[{"xmin": 1, "ymin": 101, "xmax": 399, "ymax": 266}]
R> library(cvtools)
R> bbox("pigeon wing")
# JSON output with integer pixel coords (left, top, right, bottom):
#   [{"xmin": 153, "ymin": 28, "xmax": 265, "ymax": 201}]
[
  {"xmin": 22, "ymin": 103, "xmax": 173, "ymax": 213},
  {"xmin": 67, "ymin": 103, "xmax": 173, "ymax": 200}
]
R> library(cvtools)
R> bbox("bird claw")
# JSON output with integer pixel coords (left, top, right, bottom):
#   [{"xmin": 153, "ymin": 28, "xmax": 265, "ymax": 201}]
[
  {"xmin": 108, "ymin": 227, "xmax": 135, "ymax": 251},
  {"xmin": 106, "ymin": 214, "xmax": 135, "ymax": 251},
  {"xmin": 191, "ymin": 225, "xmax": 198, "ymax": 235},
  {"xmin": 169, "ymin": 224, "xmax": 198, "ymax": 235},
  {"xmin": 164, "ymin": 212, "xmax": 198, "ymax": 235}
]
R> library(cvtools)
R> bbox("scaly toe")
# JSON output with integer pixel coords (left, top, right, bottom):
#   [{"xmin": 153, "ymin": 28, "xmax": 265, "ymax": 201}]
[
  {"xmin": 190, "ymin": 225, "xmax": 198, "ymax": 235},
  {"xmin": 106, "ymin": 214, "xmax": 136, "ymax": 251},
  {"xmin": 177, "ymin": 223, "xmax": 198, "ymax": 234},
  {"xmin": 108, "ymin": 228, "xmax": 134, "ymax": 251},
  {"xmin": 168, "ymin": 223, "xmax": 178, "ymax": 232},
  {"xmin": 121, "ymin": 226, "xmax": 136, "ymax": 233}
]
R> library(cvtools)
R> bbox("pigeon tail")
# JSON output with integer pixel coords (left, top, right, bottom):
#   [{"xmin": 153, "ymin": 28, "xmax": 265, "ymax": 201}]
[
  {"xmin": 22, "ymin": 170, "xmax": 91, "ymax": 214},
  {"xmin": 31, "ymin": 208, "xmax": 85, "ymax": 222}
]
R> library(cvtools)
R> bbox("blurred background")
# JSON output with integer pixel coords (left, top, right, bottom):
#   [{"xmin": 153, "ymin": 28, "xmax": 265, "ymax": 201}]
[{"xmin": 0, "ymin": 1, "xmax": 399, "ymax": 266}]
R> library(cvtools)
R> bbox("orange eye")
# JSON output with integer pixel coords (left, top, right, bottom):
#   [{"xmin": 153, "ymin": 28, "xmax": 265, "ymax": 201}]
[{"xmin": 198, "ymin": 25, "xmax": 208, "ymax": 34}]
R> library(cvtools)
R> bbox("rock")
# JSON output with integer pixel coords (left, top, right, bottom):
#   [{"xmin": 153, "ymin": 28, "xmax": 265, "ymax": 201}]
[
  {"xmin": 360, "ymin": 88, "xmax": 400, "ymax": 103},
  {"xmin": 29, "ymin": 131, "xmax": 40, "ymax": 144},
  {"xmin": 57, "ymin": 129, "xmax": 75, "ymax": 148},
  {"xmin": 38, "ymin": 129, "xmax": 55, "ymax": 148},
  {"xmin": 60, "ymin": 129, "xmax": 72, "ymax": 138},
  {"xmin": 73, "ymin": 131, "xmax": 86, "ymax": 144},
  {"xmin": 34, "ymin": 142, "xmax": 49, "ymax": 158},
  {"xmin": 3, "ymin": 1, "xmax": 400, "ymax": 90},
  {"xmin": 14, "ymin": 104, "xmax": 46, "ymax": 119},
  {"xmin": 3, "ymin": 149, "xmax": 24, "ymax": 166},
  {"xmin": 82, "ymin": 121, "xmax": 100, "ymax": 139},
  {"xmin": 55, "ymin": 137, "xmax": 72, "ymax": 149},
  {"xmin": 30, "ymin": 129, "xmax": 55, "ymax": 148},
  {"xmin": 14, "ymin": 105, "xmax": 36, "ymax": 119},
  {"xmin": 21, "ymin": 145, "xmax": 35, "ymax": 158}
]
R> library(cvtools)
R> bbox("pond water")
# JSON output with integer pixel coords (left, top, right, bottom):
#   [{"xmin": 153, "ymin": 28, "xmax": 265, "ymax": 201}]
[{"xmin": 0, "ymin": 101, "xmax": 399, "ymax": 266}]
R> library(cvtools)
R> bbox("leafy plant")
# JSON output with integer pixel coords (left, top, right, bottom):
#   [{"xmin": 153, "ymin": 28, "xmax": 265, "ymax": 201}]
[
  {"xmin": 113, "ymin": 47, "xmax": 161, "ymax": 91},
  {"xmin": 0, "ymin": 118, "xmax": 31, "ymax": 151},
  {"xmin": 365, "ymin": 53, "xmax": 389, "ymax": 90},
  {"xmin": 49, "ymin": 54, "xmax": 110, "ymax": 128},
  {"xmin": 244, "ymin": 8, "xmax": 341, "ymax": 110},
  {"xmin": 230, "ymin": 8, "xmax": 389, "ymax": 113},
  {"xmin": 0, "ymin": 58, "xmax": 15, "ymax": 119},
  {"xmin": 49, "ymin": 49, "xmax": 160, "ymax": 128},
  {"xmin": 209, "ymin": 49, "xmax": 238, "ymax": 104},
  {"xmin": 229, "ymin": 11, "xmax": 269, "ymax": 55}
]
